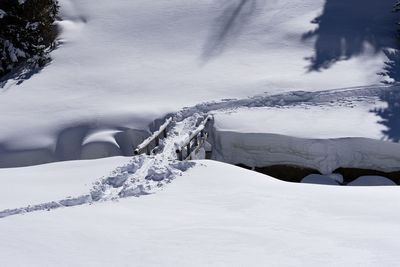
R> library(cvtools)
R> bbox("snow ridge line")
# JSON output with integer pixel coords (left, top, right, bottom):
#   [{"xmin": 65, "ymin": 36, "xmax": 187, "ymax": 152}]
[
  {"xmin": 0, "ymin": 85, "xmax": 396, "ymax": 219},
  {"xmin": 176, "ymin": 84, "xmax": 397, "ymax": 119}
]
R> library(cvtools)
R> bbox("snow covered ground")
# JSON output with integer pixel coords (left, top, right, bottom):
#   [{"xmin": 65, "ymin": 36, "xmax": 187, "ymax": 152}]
[
  {"xmin": 0, "ymin": 156, "xmax": 132, "ymax": 210},
  {"xmin": 1, "ymin": 0, "xmax": 400, "ymax": 265},
  {"xmin": 0, "ymin": 0, "xmax": 398, "ymax": 167},
  {"xmin": 213, "ymin": 103, "xmax": 387, "ymax": 140},
  {"xmin": 1, "ymin": 160, "xmax": 400, "ymax": 267}
]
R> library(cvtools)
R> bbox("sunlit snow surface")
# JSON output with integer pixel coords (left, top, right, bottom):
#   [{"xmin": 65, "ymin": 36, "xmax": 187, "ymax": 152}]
[
  {"xmin": 0, "ymin": 0, "xmax": 400, "ymax": 265},
  {"xmin": 213, "ymin": 104, "xmax": 387, "ymax": 140},
  {"xmin": 1, "ymin": 160, "xmax": 400, "ymax": 266}
]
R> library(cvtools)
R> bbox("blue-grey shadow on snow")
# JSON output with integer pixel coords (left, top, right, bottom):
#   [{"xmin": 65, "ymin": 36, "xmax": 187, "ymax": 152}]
[
  {"xmin": 303, "ymin": 0, "xmax": 398, "ymax": 72},
  {"xmin": 0, "ymin": 62, "xmax": 45, "ymax": 89},
  {"xmin": 372, "ymin": 86, "xmax": 400, "ymax": 142},
  {"xmin": 380, "ymin": 49, "xmax": 400, "ymax": 83},
  {"xmin": 201, "ymin": 0, "xmax": 260, "ymax": 62},
  {"xmin": 0, "ymin": 123, "xmax": 150, "ymax": 168}
]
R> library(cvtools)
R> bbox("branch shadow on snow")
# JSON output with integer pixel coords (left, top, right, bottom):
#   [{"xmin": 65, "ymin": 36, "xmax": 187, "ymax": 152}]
[
  {"xmin": 0, "ymin": 38, "xmax": 62, "ymax": 90},
  {"xmin": 372, "ymin": 87, "xmax": 400, "ymax": 143},
  {"xmin": 0, "ymin": 61, "xmax": 48, "ymax": 90},
  {"xmin": 380, "ymin": 49, "xmax": 400, "ymax": 83},
  {"xmin": 302, "ymin": 0, "xmax": 398, "ymax": 73},
  {"xmin": 201, "ymin": 0, "xmax": 259, "ymax": 62}
]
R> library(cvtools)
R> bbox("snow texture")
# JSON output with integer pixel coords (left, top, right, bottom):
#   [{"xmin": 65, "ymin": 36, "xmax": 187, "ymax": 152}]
[
  {"xmin": 1, "ymin": 161, "xmax": 400, "ymax": 267},
  {"xmin": 0, "ymin": 0, "xmax": 398, "ymax": 168},
  {"xmin": 0, "ymin": 0, "xmax": 400, "ymax": 264}
]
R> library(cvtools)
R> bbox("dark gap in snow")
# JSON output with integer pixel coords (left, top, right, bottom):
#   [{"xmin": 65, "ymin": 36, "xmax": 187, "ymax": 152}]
[
  {"xmin": 236, "ymin": 164, "xmax": 321, "ymax": 183},
  {"xmin": 255, "ymin": 165, "xmax": 321, "ymax": 183},
  {"xmin": 334, "ymin": 168, "xmax": 400, "ymax": 185},
  {"xmin": 235, "ymin": 164, "xmax": 400, "ymax": 186}
]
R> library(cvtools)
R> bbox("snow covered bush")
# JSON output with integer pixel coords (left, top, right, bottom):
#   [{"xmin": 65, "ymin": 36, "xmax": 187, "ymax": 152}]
[{"xmin": 0, "ymin": 0, "xmax": 58, "ymax": 77}]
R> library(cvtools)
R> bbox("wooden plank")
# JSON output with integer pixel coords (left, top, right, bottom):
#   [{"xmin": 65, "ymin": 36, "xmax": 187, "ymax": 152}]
[
  {"xmin": 134, "ymin": 117, "xmax": 173, "ymax": 155},
  {"xmin": 176, "ymin": 115, "xmax": 213, "ymax": 161}
]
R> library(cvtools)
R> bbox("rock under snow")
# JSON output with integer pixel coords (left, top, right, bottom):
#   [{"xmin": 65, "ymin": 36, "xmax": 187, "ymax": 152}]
[{"xmin": 347, "ymin": 176, "xmax": 396, "ymax": 186}]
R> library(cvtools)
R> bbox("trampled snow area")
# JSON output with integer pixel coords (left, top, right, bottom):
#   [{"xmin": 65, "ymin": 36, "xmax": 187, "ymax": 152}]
[
  {"xmin": 0, "ymin": 0, "xmax": 398, "ymax": 167},
  {"xmin": 1, "ymin": 160, "xmax": 400, "ymax": 266}
]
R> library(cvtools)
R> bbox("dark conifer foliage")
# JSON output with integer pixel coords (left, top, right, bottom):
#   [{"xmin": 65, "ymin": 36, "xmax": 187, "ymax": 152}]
[
  {"xmin": 0, "ymin": 0, "xmax": 58, "ymax": 77},
  {"xmin": 395, "ymin": 1, "xmax": 400, "ymax": 11}
]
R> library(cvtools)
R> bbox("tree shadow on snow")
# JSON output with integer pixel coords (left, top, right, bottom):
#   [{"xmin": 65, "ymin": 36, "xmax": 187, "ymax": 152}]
[
  {"xmin": 201, "ymin": 0, "xmax": 261, "ymax": 62},
  {"xmin": 0, "ymin": 60, "xmax": 50, "ymax": 91},
  {"xmin": 372, "ymin": 86, "xmax": 400, "ymax": 142},
  {"xmin": 380, "ymin": 49, "xmax": 400, "ymax": 83},
  {"xmin": 302, "ymin": 0, "xmax": 398, "ymax": 73},
  {"xmin": 0, "ymin": 40, "xmax": 61, "ymax": 91}
]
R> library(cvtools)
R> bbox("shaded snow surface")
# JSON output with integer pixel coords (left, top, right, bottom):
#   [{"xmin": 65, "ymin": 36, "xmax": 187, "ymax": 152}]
[{"xmin": 348, "ymin": 176, "xmax": 397, "ymax": 186}]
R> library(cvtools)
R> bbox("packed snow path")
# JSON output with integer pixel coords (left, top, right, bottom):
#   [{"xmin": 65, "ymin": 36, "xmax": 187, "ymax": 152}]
[
  {"xmin": 0, "ymin": 113, "xmax": 204, "ymax": 218},
  {"xmin": 0, "ymin": 84, "xmax": 398, "ymax": 218}
]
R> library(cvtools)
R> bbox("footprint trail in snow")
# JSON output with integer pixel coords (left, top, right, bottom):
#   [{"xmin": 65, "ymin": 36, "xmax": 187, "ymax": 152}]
[{"xmin": 0, "ymin": 84, "xmax": 397, "ymax": 218}]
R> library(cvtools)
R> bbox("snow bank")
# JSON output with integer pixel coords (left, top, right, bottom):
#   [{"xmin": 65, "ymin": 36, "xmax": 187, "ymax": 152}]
[
  {"xmin": 1, "ymin": 160, "xmax": 400, "ymax": 266},
  {"xmin": 213, "ymin": 104, "xmax": 387, "ymax": 140},
  {"xmin": 212, "ymin": 130, "xmax": 400, "ymax": 174},
  {"xmin": 212, "ymin": 101, "xmax": 400, "ymax": 174}
]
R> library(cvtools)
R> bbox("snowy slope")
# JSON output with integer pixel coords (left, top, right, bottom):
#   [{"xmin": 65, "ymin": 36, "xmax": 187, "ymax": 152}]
[
  {"xmin": 0, "ymin": 0, "xmax": 398, "ymax": 167},
  {"xmin": 0, "ymin": 1, "xmax": 399, "ymax": 265},
  {"xmin": 0, "ymin": 156, "xmax": 131, "ymax": 210},
  {"xmin": 1, "ymin": 160, "xmax": 400, "ymax": 267}
]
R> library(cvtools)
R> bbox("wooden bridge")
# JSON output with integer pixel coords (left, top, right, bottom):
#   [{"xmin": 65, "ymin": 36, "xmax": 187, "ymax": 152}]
[{"xmin": 134, "ymin": 115, "xmax": 213, "ymax": 160}]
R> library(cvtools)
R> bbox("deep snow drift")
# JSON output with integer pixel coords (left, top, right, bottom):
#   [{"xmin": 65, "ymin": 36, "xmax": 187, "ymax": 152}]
[
  {"xmin": 210, "ymin": 87, "xmax": 400, "ymax": 174},
  {"xmin": 1, "ymin": 160, "xmax": 400, "ymax": 267},
  {"xmin": 212, "ymin": 129, "xmax": 400, "ymax": 174},
  {"xmin": 0, "ymin": 0, "xmax": 398, "ymax": 167}
]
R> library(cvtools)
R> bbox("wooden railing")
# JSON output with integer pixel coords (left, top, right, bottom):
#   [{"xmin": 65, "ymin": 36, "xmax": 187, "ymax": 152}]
[
  {"xmin": 134, "ymin": 117, "xmax": 173, "ymax": 155},
  {"xmin": 176, "ymin": 115, "xmax": 213, "ymax": 161}
]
